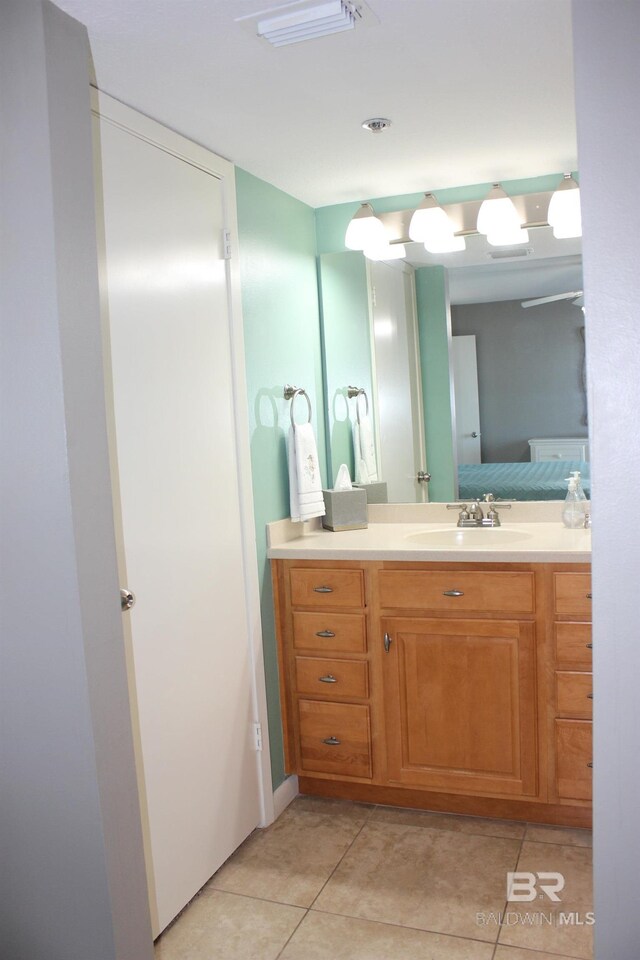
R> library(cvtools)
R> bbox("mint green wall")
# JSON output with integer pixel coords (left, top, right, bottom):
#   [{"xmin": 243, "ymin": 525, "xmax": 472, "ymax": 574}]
[
  {"xmin": 317, "ymin": 252, "xmax": 373, "ymax": 486},
  {"xmin": 235, "ymin": 168, "xmax": 326, "ymax": 788},
  {"xmin": 415, "ymin": 266, "xmax": 456, "ymax": 502}
]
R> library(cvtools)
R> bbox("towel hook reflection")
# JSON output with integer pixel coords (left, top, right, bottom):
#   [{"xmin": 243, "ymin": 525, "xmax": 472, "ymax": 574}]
[
  {"xmin": 284, "ymin": 384, "xmax": 312, "ymax": 427},
  {"xmin": 347, "ymin": 385, "xmax": 369, "ymax": 424}
]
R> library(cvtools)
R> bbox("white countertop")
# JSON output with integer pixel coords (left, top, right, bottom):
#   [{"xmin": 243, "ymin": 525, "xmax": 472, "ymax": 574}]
[{"xmin": 267, "ymin": 504, "xmax": 591, "ymax": 563}]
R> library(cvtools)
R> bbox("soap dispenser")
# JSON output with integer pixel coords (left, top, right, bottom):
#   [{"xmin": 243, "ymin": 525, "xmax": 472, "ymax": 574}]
[{"xmin": 562, "ymin": 474, "xmax": 587, "ymax": 528}]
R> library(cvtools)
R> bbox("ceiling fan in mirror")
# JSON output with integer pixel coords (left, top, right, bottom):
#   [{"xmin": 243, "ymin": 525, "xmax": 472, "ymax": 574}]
[{"xmin": 521, "ymin": 290, "xmax": 584, "ymax": 309}]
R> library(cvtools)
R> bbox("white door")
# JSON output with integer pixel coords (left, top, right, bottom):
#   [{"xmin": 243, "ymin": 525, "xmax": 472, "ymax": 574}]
[
  {"xmin": 369, "ymin": 261, "xmax": 428, "ymax": 502},
  {"xmin": 451, "ymin": 335, "xmax": 482, "ymax": 465},
  {"xmin": 95, "ymin": 104, "xmax": 262, "ymax": 936}
]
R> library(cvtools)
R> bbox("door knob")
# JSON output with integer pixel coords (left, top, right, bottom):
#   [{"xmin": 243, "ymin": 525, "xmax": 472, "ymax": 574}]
[
  {"xmin": 120, "ymin": 588, "xmax": 136, "ymax": 611},
  {"xmin": 471, "ymin": 431, "xmax": 480, "ymax": 438},
  {"xmin": 417, "ymin": 471, "xmax": 431, "ymax": 483}
]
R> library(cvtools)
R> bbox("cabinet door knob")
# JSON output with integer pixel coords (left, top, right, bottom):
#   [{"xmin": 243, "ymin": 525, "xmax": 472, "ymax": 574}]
[
  {"xmin": 443, "ymin": 589, "xmax": 464, "ymax": 597},
  {"xmin": 314, "ymin": 585, "xmax": 333, "ymax": 594},
  {"xmin": 322, "ymin": 736, "xmax": 341, "ymax": 746},
  {"xmin": 384, "ymin": 632, "xmax": 392, "ymax": 653},
  {"xmin": 586, "ymin": 593, "xmax": 592, "ymax": 599},
  {"xmin": 587, "ymin": 693, "xmax": 594, "ymax": 700},
  {"xmin": 586, "ymin": 643, "xmax": 593, "ymax": 649},
  {"xmin": 319, "ymin": 675, "xmax": 337, "ymax": 683},
  {"xmin": 587, "ymin": 761, "xmax": 593, "ymax": 768},
  {"xmin": 315, "ymin": 629, "xmax": 336, "ymax": 638}
]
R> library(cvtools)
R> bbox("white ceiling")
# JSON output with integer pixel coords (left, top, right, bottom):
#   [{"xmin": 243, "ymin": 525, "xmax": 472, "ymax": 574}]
[{"xmin": 54, "ymin": 0, "xmax": 577, "ymax": 209}]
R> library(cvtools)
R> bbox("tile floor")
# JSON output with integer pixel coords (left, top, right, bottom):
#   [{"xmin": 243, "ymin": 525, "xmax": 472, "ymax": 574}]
[{"xmin": 155, "ymin": 796, "xmax": 593, "ymax": 960}]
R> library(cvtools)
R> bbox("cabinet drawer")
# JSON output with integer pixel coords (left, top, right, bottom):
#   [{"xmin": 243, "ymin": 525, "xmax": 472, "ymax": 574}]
[
  {"xmin": 290, "ymin": 568, "xmax": 364, "ymax": 609},
  {"xmin": 298, "ymin": 700, "xmax": 372, "ymax": 778},
  {"xmin": 554, "ymin": 573, "xmax": 592, "ymax": 617},
  {"xmin": 292, "ymin": 612, "xmax": 366, "ymax": 654},
  {"xmin": 556, "ymin": 720, "xmax": 592, "ymax": 801},
  {"xmin": 556, "ymin": 671, "xmax": 593, "ymax": 719},
  {"xmin": 295, "ymin": 657, "xmax": 369, "ymax": 700},
  {"xmin": 378, "ymin": 570, "xmax": 534, "ymax": 614},
  {"xmin": 555, "ymin": 622, "xmax": 592, "ymax": 669}
]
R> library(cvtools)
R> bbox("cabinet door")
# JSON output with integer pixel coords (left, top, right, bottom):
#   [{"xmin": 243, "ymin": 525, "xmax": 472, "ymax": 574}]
[{"xmin": 382, "ymin": 618, "xmax": 538, "ymax": 797}]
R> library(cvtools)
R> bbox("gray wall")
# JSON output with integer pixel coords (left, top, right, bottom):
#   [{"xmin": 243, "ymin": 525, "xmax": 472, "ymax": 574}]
[
  {"xmin": 573, "ymin": 1, "xmax": 640, "ymax": 957},
  {"xmin": 452, "ymin": 298, "xmax": 587, "ymax": 462},
  {"xmin": 0, "ymin": 3, "xmax": 153, "ymax": 958}
]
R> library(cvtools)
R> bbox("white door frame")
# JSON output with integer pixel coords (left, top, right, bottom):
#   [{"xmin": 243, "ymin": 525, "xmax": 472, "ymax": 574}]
[
  {"xmin": 366, "ymin": 258, "xmax": 428, "ymax": 501},
  {"xmin": 92, "ymin": 90, "xmax": 275, "ymax": 836}
]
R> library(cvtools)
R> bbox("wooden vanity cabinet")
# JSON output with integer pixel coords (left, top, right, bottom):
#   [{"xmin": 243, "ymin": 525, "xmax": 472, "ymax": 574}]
[
  {"xmin": 272, "ymin": 558, "xmax": 592, "ymax": 827},
  {"xmin": 549, "ymin": 570, "xmax": 593, "ymax": 803}
]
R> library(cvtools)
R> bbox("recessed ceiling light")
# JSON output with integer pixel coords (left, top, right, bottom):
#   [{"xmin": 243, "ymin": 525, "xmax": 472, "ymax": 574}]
[{"xmin": 361, "ymin": 118, "xmax": 392, "ymax": 133}]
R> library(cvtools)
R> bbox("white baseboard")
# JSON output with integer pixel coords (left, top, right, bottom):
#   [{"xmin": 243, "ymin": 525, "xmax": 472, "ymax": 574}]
[{"xmin": 272, "ymin": 775, "xmax": 299, "ymax": 822}]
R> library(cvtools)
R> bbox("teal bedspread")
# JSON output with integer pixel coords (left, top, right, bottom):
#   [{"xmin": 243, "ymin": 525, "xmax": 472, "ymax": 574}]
[{"xmin": 458, "ymin": 461, "xmax": 590, "ymax": 502}]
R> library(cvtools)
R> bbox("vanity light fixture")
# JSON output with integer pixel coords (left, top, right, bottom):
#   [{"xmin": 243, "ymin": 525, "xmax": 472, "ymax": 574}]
[
  {"xmin": 547, "ymin": 174, "xmax": 582, "ymax": 239},
  {"xmin": 256, "ymin": 0, "xmax": 358, "ymax": 47},
  {"xmin": 363, "ymin": 241, "xmax": 407, "ymax": 261},
  {"xmin": 408, "ymin": 193, "xmax": 466, "ymax": 253},
  {"xmin": 477, "ymin": 183, "xmax": 523, "ymax": 238},
  {"xmin": 344, "ymin": 202, "xmax": 387, "ymax": 251}
]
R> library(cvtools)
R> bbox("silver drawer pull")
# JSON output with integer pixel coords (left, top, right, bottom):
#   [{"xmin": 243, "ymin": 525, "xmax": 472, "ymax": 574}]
[
  {"xmin": 587, "ymin": 693, "xmax": 593, "ymax": 700},
  {"xmin": 319, "ymin": 675, "xmax": 337, "ymax": 683},
  {"xmin": 315, "ymin": 629, "xmax": 336, "ymax": 638},
  {"xmin": 322, "ymin": 736, "xmax": 341, "ymax": 746},
  {"xmin": 586, "ymin": 643, "xmax": 593, "ymax": 649},
  {"xmin": 586, "ymin": 593, "xmax": 592, "ymax": 599},
  {"xmin": 443, "ymin": 589, "xmax": 464, "ymax": 597},
  {"xmin": 384, "ymin": 632, "xmax": 392, "ymax": 653},
  {"xmin": 314, "ymin": 585, "xmax": 333, "ymax": 594},
  {"xmin": 587, "ymin": 761, "xmax": 593, "ymax": 769}
]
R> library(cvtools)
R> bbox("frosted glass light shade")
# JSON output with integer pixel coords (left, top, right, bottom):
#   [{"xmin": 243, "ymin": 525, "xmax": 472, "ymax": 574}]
[
  {"xmin": 487, "ymin": 227, "xmax": 530, "ymax": 246},
  {"xmin": 345, "ymin": 203, "xmax": 387, "ymax": 250},
  {"xmin": 548, "ymin": 175, "xmax": 582, "ymax": 238},
  {"xmin": 363, "ymin": 242, "xmax": 406, "ymax": 261},
  {"xmin": 409, "ymin": 194, "xmax": 454, "ymax": 241},
  {"xmin": 477, "ymin": 184, "xmax": 521, "ymax": 236}
]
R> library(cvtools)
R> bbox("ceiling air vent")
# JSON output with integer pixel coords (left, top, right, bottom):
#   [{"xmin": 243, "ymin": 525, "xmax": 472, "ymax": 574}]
[
  {"xmin": 488, "ymin": 247, "xmax": 533, "ymax": 260},
  {"xmin": 236, "ymin": 1, "xmax": 377, "ymax": 47}
]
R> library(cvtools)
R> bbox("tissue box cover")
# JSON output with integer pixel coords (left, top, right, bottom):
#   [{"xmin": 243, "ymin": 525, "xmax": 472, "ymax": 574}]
[
  {"xmin": 322, "ymin": 489, "xmax": 367, "ymax": 531},
  {"xmin": 353, "ymin": 481, "xmax": 388, "ymax": 504}
]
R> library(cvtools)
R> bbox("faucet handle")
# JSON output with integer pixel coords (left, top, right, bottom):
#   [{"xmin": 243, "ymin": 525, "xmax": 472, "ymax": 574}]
[{"xmin": 446, "ymin": 502, "xmax": 470, "ymax": 522}]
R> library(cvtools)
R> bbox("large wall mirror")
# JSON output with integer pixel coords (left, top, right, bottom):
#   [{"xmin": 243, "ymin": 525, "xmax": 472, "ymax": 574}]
[{"xmin": 318, "ymin": 211, "xmax": 586, "ymax": 503}]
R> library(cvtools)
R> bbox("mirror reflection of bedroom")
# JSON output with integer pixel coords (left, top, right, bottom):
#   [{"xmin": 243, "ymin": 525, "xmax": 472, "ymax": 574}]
[{"xmin": 450, "ymin": 251, "xmax": 587, "ymax": 503}]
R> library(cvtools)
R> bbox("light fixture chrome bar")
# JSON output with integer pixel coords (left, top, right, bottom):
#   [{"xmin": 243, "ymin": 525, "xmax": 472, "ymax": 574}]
[{"xmin": 375, "ymin": 190, "xmax": 559, "ymax": 244}]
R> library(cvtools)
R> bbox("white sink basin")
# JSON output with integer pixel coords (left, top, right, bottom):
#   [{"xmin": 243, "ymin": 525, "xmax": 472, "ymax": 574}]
[{"xmin": 405, "ymin": 527, "xmax": 534, "ymax": 547}]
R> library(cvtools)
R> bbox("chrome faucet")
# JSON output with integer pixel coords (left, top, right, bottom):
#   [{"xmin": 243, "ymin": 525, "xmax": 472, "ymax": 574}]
[{"xmin": 446, "ymin": 493, "xmax": 512, "ymax": 527}]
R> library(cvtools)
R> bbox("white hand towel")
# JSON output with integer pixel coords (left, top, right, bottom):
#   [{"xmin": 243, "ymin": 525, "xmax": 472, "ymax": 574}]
[
  {"xmin": 353, "ymin": 416, "xmax": 378, "ymax": 483},
  {"xmin": 288, "ymin": 422, "xmax": 326, "ymax": 522}
]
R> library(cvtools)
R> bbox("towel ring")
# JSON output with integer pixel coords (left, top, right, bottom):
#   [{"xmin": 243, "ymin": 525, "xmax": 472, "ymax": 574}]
[
  {"xmin": 284, "ymin": 385, "xmax": 312, "ymax": 427},
  {"xmin": 347, "ymin": 386, "xmax": 369, "ymax": 424}
]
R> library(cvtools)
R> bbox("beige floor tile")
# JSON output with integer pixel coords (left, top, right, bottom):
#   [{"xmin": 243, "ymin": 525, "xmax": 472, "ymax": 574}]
[
  {"xmin": 206, "ymin": 806, "xmax": 364, "ymax": 907},
  {"xmin": 525, "ymin": 823, "xmax": 592, "ymax": 847},
  {"xmin": 370, "ymin": 804, "xmax": 526, "ymax": 840},
  {"xmin": 313, "ymin": 820, "xmax": 521, "ymax": 942},
  {"xmin": 497, "ymin": 904, "xmax": 593, "ymax": 959},
  {"xmin": 512, "ymin": 841, "xmax": 593, "ymax": 906},
  {"xmin": 154, "ymin": 890, "xmax": 304, "ymax": 960},
  {"xmin": 498, "ymin": 840, "xmax": 593, "ymax": 958},
  {"xmin": 279, "ymin": 910, "xmax": 495, "ymax": 959},
  {"xmin": 495, "ymin": 947, "xmax": 582, "ymax": 960},
  {"xmin": 291, "ymin": 794, "xmax": 373, "ymax": 822}
]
